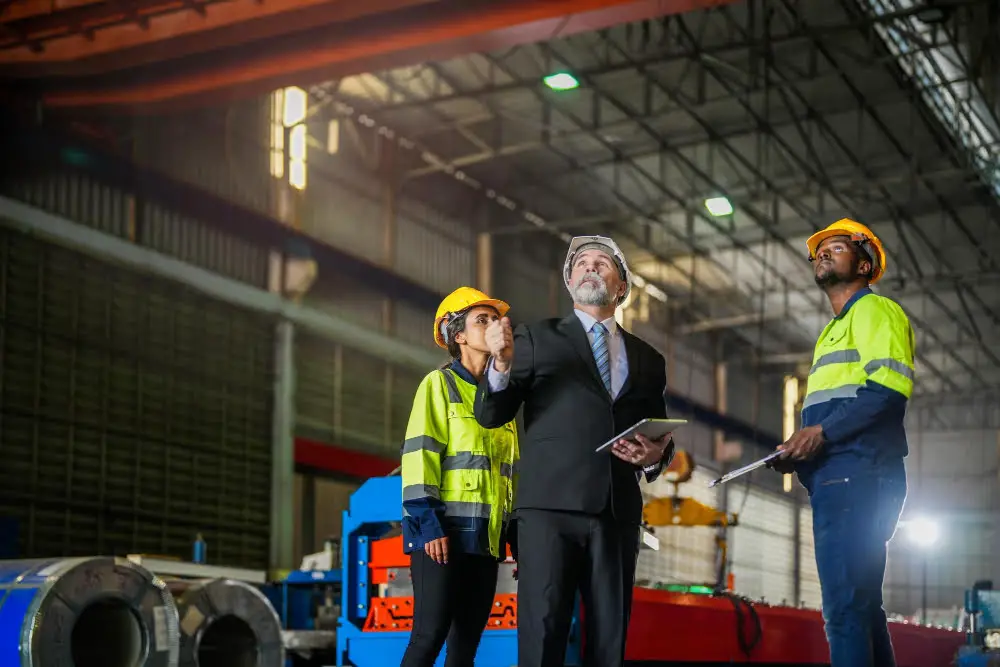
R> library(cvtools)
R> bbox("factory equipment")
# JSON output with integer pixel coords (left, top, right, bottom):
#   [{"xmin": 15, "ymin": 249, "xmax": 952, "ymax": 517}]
[
  {"xmin": 0, "ymin": 475, "xmax": 969, "ymax": 666},
  {"xmin": 167, "ymin": 577, "xmax": 285, "ymax": 667},
  {"xmin": 957, "ymin": 580, "xmax": 1000, "ymax": 667},
  {"xmin": 264, "ymin": 543, "xmax": 342, "ymax": 661},
  {"xmin": 0, "ymin": 556, "xmax": 180, "ymax": 667},
  {"xmin": 252, "ymin": 473, "xmax": 963, "ymax": 666},
  {"xmin": 333, "ymin": 475, "xmax": 536, "ymax": 667}
]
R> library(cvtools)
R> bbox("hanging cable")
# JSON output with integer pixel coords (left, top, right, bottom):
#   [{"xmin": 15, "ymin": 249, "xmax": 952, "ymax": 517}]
[{"xmin": 715, "ymin": 589, "xmax": 764, "ymax": 659}]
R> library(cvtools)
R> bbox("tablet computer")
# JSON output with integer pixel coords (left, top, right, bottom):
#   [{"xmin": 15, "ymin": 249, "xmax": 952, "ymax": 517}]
[{"xmin": 595, "ymin": 418, "xmax": 688, "ymax": 453}]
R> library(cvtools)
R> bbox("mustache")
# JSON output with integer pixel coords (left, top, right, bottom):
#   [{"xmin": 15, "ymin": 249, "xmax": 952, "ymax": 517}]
[{"xmin": 576, "ymin": 271, "xmax": 604, "ymax": 286}]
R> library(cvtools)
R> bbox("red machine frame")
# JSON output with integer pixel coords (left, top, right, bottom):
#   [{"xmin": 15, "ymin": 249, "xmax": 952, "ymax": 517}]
[{"xmin": 363, "ymin": 533, "xmax": 965, "ymax": 665}]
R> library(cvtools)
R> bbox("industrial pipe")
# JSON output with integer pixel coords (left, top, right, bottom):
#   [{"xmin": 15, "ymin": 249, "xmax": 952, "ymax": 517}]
[
  {"xmin": 166, "ymin": 578, "xmax": 284, "ymax": 667},
  {"xmin": 0, "ymin": 556, "xmax": 180, "ymax": 667},
  {"xmin": 0, "ymin": 196, "xmax": 444, "ymax": 373}
]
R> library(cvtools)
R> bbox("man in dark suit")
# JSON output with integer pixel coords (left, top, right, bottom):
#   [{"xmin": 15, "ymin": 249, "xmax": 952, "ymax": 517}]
[{"xmin": 474, "ymin": 235, "xmax": 676, "ymax": 667}]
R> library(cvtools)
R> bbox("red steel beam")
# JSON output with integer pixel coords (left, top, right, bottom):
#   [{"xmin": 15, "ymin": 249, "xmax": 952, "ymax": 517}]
[
  {"xmin": 2, "ymin": 0, "xmax": 108, "ymax": 23},
  {"xmin": 0, "ymin": 0, "xmax": 435, "ymax": 72},
  {"xmin": 35, "ymin": 0, "xmax": 741, "ymax": 111},
  {"xmin": 294, "ymin": 437, "xmax": 398, "ymax": 479}
]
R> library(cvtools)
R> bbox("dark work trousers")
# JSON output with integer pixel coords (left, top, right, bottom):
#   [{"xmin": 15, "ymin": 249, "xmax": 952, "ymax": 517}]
[
  {"xmin": 399, "ymin": 548, "xmax": 500, "ymax": 667},
  {"xmin": 812, "ymin": 462, "xmax": 907, "ymax": 667},
  {"xmin": 515, "ymin": 508, "xmax": 640, "ymax": 667}
]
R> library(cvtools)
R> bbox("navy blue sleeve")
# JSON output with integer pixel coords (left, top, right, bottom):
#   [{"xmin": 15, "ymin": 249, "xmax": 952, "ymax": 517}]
[
  {"xmin": 819, "ymin": 382, "xmax": 907, "ymax": 444},
  {"xmin": 402, "ymin": 497, "xmax": 446, "ymax": 548}
]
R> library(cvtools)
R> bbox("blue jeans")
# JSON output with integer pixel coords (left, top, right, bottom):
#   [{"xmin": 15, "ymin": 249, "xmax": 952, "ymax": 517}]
[{"xmin": 810, "ymin": 464, "xmax": 906, "ymax": 667}]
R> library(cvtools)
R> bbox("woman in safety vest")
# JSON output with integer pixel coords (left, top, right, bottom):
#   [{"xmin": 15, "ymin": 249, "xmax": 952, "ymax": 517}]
[{"xmin": 399, "ymin": 286, "xmax": 520, "ymax": 667}]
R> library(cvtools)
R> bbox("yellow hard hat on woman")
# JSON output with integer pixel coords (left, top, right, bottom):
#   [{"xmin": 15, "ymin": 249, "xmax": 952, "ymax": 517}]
[
  {"xmin": 433, "ymin": 287, "xmax": 510, "ymax": 349},
  {"xmin": 806, "ymin": 219, "xmax": 887, "ymax": 284}
]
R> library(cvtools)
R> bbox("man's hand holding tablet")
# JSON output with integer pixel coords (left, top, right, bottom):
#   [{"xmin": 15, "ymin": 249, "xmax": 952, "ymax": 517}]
[{"xmin": 596, "ymin": 418, "xmax": 687, "ymax": 467}]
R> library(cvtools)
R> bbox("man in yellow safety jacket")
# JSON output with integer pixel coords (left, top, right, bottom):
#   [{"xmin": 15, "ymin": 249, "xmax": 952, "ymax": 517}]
[
  {"xmin": 399, "ymin": 286, "xmax": 519, "ymax": 667},
  {"xmin": 774, "ymin": 219, "xmax": 916, "ymax": 667}
]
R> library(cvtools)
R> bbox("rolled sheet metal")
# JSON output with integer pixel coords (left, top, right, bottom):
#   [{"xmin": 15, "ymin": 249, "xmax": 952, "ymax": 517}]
[
  {"xmin": 167, "ymin": 578, "xmax": 284, "ymax": 667},
  {"xmin": 0, "ymin": 556, "xmax": 180, "ymax": 667}
]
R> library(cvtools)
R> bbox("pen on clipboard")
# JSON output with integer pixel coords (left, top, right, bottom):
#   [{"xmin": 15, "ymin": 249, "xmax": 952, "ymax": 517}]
[{"xmin": 708, "ymin": 450, "xmax": 783, "ymax": 488}]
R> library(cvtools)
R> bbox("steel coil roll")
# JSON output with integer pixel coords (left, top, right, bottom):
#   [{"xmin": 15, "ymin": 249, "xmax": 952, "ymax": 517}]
[
  {"xmin": 0, "ymin": 556, "xmax": 180, "ymax": 667},
  {"xmin": 167, "ymin": 578, "xmax": 284, "ymax": 667}
]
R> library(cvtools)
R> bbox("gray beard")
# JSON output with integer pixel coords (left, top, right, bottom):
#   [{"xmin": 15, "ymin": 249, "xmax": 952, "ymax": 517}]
[{"xmin": 571, "ymin": 275, "xmax": 612, "ymax": 306}]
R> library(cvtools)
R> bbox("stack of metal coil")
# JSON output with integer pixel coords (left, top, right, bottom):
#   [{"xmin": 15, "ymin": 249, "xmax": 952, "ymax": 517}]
[
  {"xmin": 0, "ymin": 557, "xmax": 285, "ymax": 667},
  {"xmin": 0, "ymin": 556, "xmax": 180, "ymax": 667},
  {"xmin": 167, "ymin": 577, "xmax": 284, "ymax": 667}
]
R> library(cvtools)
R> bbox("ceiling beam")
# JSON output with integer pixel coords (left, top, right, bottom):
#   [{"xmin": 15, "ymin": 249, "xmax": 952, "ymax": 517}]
[{"xmin": 23, "ymin": 0, "xmax": 742, "ymax": 110}]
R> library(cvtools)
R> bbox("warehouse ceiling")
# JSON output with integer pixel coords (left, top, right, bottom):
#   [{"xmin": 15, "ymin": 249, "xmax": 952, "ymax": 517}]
[
  {"xmin": 6, "ymin": 0, "xmax": 998, "ymax": 408},
  {"xmin": 315, "ymin": 0, "xmax": 1000, "ymax": 401}
]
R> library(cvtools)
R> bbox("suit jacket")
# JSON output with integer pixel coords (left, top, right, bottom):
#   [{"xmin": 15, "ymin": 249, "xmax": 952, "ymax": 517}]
[{"xmin": 474, "ymin": 313, "xmax": 671, "ymax": 525}]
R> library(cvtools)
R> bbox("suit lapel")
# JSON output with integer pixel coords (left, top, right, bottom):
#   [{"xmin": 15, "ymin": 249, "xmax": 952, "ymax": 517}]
[
  {"xmin": 557, "ymin": 314, "xmax": 606, "ymax": 394},
  {"xmin": 617, "ymin": 328, "xmax": 640, "ymax": 400}
]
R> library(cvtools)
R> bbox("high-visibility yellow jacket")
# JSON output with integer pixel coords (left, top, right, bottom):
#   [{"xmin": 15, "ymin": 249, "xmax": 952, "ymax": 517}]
[
  {"xmin": 798, "ymin": 287, "xmax": 916, "ymax": 487},
  {"xmin": 400, "ymin": 360, "xmax": 519, "ymax": 559}
]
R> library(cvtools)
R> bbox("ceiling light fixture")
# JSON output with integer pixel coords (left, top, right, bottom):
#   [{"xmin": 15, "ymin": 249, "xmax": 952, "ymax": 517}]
[
  {"xmin": 543, "ymin": 72, "xmax": 580, "ymax": 91},
  {"xmin": 704, "ymin": 196, "xmax": 734, "ymax": 217}
]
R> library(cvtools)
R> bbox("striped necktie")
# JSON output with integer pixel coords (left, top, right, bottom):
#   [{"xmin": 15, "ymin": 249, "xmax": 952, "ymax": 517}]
[{"xmin": 591, "ymin": 322, "xmax": 612, "ymax": 395}]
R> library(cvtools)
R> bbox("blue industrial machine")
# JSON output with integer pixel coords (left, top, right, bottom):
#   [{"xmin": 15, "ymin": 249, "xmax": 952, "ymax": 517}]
[
  {"xmin": 268, "ymin": 474, "xmax": 583, "ymax": 666},
  {"xmin": 957, "ymin": 581, "xmax": 1000, "ymax": 667},
  {"xmin": 331, "ymin": 475, "xmax": 577, "ymax": 667}
]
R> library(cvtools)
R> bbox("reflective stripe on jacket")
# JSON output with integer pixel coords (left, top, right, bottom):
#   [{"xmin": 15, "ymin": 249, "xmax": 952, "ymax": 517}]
[
  {"xmin": 798, "ymin": 287, "xmax": 916, "ymax": 487},
  {"xmin": 400, "ymin": 361, "xmax": 519, "ymax": 558}
]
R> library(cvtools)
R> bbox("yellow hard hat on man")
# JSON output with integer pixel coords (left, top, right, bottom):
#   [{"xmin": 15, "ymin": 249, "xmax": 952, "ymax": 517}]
[
  {"xmin": 806, "ymin": 218, "xmax": 887, "ymax": 285},
  {"xmin": 433, "ymin": 287, "xmax": 510, "ymax": 349}
]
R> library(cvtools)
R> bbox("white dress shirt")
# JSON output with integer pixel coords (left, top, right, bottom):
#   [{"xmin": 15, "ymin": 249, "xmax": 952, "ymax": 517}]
[
  {"xmin": 486, "ymin": 309, "xmax": 629, "ymax": 397},
  {"xmin": 486, "ymin": 310, "xmax": 665, "ymax": 479}
]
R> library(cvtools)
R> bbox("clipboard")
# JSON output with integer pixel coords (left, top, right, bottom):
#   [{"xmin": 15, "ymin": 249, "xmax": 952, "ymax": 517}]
[
  {"xmin": 595, "ymin": 418, "xmax": 687, "ymax": 453},
  {"xmin": 707, "ymin": 451, "xmax": 783, "ymax": 488}
]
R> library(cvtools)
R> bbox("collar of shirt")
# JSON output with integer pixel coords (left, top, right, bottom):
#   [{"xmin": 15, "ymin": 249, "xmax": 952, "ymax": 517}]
[
  {"xmin": 834, "ymin": 286, "xmax": 873, "ymax": 320},
  {"xmin": 448, "ymin": 359, "xmax": 478, "ymax": 386},
  {"xmin": 574, "ymin": 308, "xmax": 619, "ymax": 337}
]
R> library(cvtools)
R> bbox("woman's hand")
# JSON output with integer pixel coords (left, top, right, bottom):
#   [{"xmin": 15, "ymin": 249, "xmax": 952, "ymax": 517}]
[{"xmin": 425, "ymin": 536, "xmax": 449, "ymax": 565}]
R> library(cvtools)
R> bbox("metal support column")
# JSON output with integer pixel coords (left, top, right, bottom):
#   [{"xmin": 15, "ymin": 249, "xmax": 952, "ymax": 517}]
[
  {"xmin": 271, "ymin": 320, "xmax": 297, "ymax": 571},
  {"xmin": 713, "ymin": 351, "xmax": 730, "ymax": 591},
  {"xmin": 477, "ymin": 232, "xmax": 493, "ymax": 296},
  {"xmin": 301, "ymin": 473, "xmax": 317, "ymax": 557}
]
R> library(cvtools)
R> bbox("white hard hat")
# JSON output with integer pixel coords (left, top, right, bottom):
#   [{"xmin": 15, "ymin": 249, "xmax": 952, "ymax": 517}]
[{"xmin": 563, "ymin": 235, "xmax": 633, "ymax": 306}]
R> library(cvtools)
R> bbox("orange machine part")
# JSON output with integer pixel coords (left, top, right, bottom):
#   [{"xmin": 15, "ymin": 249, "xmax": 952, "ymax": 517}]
[
  {"xmin": 368, "ymin": 535, "xmax": 513, "ymax": 577},
  {"xmin": 364, "ymin": 594, "xmax": 518, "ymax": 632}
]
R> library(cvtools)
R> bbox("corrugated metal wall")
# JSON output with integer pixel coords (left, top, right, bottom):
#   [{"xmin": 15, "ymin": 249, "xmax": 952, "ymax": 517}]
[
  {"xmin": 129, "ymin": 98, "xmax": 275, "ymax": 221},
  {"xmin": 1, "ymin": 166, "xmax": 270, "ymax": 288},
  {"xmin": 123, "ymin": 101, "xmax": 469, "ymax": 463},
  {"xmin": 637, "ymin": 468, "xmax": 720, "ymax": 587},
  {"xmin": 0, "ymin": 225, "xmax": 274, "ymax": 567},
  {"xmin": 727, "ymin": 484, "xmax": 797, "ymax": 605},
  {"xmin": 883, "ymin": 428, "xmax": 1000, "ymax": 617},
  {"xmin": 798, "ymin": 507, "xmax": 823, "ymax": 609}
]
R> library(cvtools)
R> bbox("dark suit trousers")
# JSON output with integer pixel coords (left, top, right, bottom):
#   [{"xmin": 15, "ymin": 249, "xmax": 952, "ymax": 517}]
[{"xmin": 515, "ymin": 508, "xmax": 640, "ymax": 667}]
